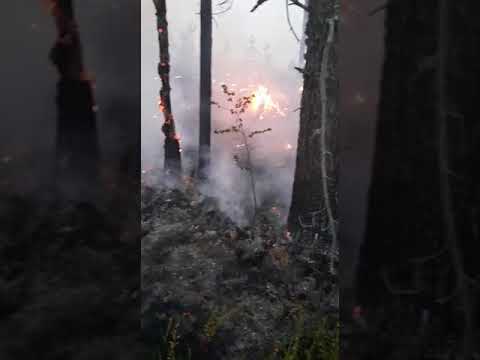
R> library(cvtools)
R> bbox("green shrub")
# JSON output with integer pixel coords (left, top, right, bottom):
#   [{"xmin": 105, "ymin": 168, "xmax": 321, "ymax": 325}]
[
  {"xmin": 151, "ymin": 317, "xmax": 191, "ymax": 360},
  {"xmin": 273, "ymin": 314, "xmax": 339, "ymax": 360}
]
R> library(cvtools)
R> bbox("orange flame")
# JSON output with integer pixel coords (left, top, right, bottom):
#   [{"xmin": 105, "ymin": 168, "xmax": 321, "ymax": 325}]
[
  {"xmin": 250, "ymin": 85, "xmax": 286, "ymax": 117},
  {"xmin": 158, "ymin": 98, "xmax": 165, "ymax": 113}
]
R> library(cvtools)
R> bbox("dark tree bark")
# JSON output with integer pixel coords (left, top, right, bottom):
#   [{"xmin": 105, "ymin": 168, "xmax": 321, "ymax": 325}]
[
  {"xmin": 288, "ymin": 0, "xmax": 339, "ymax": 260},
  {"xmin": 153, "ymin": 0, "xmax": 182, "ymax": 175},
  {"xmin": 198, "ymin": 0, "xmax": 212, "ymax": 179},
  {"xmin": 49, "ymin": 0, "xmax": 99, "ymax": 202},
  {"xmin": 297, "ymin": 0, "xmax": 309, "ymax": 67},
  {"xmin": 355, "ymin": 0, "xmax": 480, "ymax": 356}
]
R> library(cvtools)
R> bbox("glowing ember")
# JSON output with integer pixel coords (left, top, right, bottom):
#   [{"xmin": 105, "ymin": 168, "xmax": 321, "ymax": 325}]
[
  {"xmin": 250, "ymin": 85, "xmax": 286, "ymax": 117},
  {"xmin": 158, "ymin": 98, "xmax": 165, "ymax": 113}
]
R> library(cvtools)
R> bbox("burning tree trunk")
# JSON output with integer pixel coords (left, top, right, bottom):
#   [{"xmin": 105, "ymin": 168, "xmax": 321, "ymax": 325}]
[
  {"xmin": 153, "ymin": 0, "xmax": 182, "ymax": 175},
  {"xmin": 288, "ymin": 1, "xmax": 339, "ymax": 260},
  {"xmin": 198, "ymin": 0, "xmax": 212, "ymax": 179},
  {"xmin": 49, "ymin": 0, "xmax": 99, "ymax": 201},
  {"xmin": 355, "ymin": 0, "xmax": 480, "ymax": 356}
]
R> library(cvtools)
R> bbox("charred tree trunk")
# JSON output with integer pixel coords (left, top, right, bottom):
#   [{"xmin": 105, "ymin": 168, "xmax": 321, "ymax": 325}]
[
  {"xmin": 198, "ymin": 0, "xmax": 212, "ymax": 179},
  {"xmin": 153, "ymin": 0, "xmax": 182, "ymax": 175},
  {"xmin": 288, "ymin": 0, "xmax": 339, "ymax": 257},
  {"xmin": 355, "ymin": 0, "xmax": 480, "ymax": 357},
  {"xmin": 49, "ymin": 0, "xmax": 99, "ymax": 202}
]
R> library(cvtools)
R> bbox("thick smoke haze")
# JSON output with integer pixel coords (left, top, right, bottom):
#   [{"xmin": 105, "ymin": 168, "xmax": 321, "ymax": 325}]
[
  {"xmin": 338, "ymin": 0, "xmax": 384, "ymax": 287},
  {"xmin": 1, "ymin": 1, "xmax": 140, "ymax": 197},
  {"xmin": 142, "ymin": 0, "xmax": 304, "ymax": 224},
  {"xmin": 141, "ymin": 0, "xmax": 385, "ymax": 281}
]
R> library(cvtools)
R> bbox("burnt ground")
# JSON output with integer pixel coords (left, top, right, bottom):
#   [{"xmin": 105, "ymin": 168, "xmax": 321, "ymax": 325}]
[
  {"xmin": 141, "ymin": 177, "xmax": 338, "ymax": 359},
  {"xmin": 0, "ymin": 165, "xmax": 146, "ymax": 359}
]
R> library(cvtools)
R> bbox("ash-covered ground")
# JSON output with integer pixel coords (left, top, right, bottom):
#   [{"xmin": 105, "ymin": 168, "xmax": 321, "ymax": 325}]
[
  {"xmin": 0, "ymin": 187, "xmax": 144, "ymax": 359},
  {"xmin": 141, "ymin": 176, "xmax": 338, "ymax": 359}
]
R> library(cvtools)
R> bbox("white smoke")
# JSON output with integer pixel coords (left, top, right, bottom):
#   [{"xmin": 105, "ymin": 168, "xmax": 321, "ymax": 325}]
[{"xmin": 141, "ymin": 0, "xmax": 304, "ymax": 224}]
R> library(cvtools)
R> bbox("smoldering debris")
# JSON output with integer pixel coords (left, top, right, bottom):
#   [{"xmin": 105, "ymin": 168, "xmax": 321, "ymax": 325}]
[{"xmin": 141, "ymin": 182, "xmax": 338, "ymax": 358}]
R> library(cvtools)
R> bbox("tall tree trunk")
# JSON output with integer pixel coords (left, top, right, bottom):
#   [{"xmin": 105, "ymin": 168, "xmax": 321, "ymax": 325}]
[
  {"xmin": 298, "ymin": 0, "xmax": 309, "ymax": 67},
  {"xmin": 49, "ymin": 0, "xmax": 99, "ymax": 202},
  {"xmin": 198, "ymin": 0, "xmax": 212, "ymax": 179},
  {"xmin": 355, "ymin": 0, "xmax": 480, "ymax": 356},
  {"xmin": 436, "ymin": 0, "xmax": 473, "ymax": 356},
  {"xmin": 153, "ymin": 0, "xmax": 181, "ymax": 175},
  {"xmin": 288, "ymin": 0, "xmax": 339, "ymax": 261}
]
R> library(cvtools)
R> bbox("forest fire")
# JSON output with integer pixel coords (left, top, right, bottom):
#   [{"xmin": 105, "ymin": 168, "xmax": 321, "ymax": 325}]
[
  {"xmin": 250, "ymin": 85, "xmax": 286, "ymax": 117},
  {"xmin": 213, "ymin": 80, "xmax": 288, "ymax": 121}
]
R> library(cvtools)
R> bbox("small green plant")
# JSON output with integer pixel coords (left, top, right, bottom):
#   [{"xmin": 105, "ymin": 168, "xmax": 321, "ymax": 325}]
[
  {"xmin": 213, "ymin": 84, "xmax": 272, "ymax": 225},
  {"xmin": 203, "ymin": 310, "xmax": 221, "ymax": 342},
  {"xmin": 272, "ymin": 313, "xmax": 339, "ymax": 360},
  {"xmin": 203, "ymin": 306, "xmax": 240, "ymax": 343},
  {"xmin": 150, "ymin": 307, "xmax": 241, "ymax": 360},
  {"xmin": 283, "ymin": 310, "xmax": 305, "ymax": 360},
  {"xmin": 151, "ymin": 317, "xmax": 191, "ymax": 360},
  {"xmin": 306, "ymin": 319, "xmax": 339, "ymax": 360}
]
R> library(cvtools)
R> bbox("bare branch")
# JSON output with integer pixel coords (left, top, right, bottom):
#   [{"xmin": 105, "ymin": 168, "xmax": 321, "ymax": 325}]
[
  {"xmin": 250, "ymin": 0, "xmax": 269, "ymax": 12},
  {"xmin": 213, "ymin": 0, "xmax": 234, "ymax": 15},
  {"xmin": 288, "ymin": 0, "xmax": 309, "ymax": 12},
  {"xmin": 286, "ymin": 0, "xmax": 300, "ymax": 42}
]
